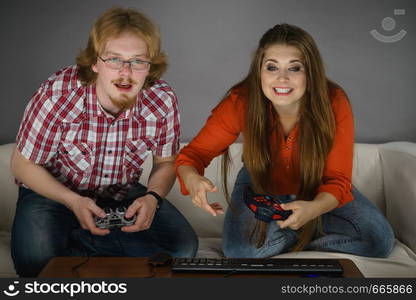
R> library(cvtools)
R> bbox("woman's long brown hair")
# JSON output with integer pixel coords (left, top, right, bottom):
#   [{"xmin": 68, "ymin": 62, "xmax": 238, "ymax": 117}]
[{"xmin": 222, "ymin": 24, "xmax": 337, "ymax": 251}]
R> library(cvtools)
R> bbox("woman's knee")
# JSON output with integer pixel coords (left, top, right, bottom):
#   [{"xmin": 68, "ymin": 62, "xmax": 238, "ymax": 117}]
[
  {"xmin": 347, "ymin": 188, "xmax": 395, "ymax": 257},
  {"xmin": 365, "ymin": 221, "xmax": 395, "ymax": 258},
  {"xmin": 223, "ymin": 238, "xmax": 254, "ymax": 258}
]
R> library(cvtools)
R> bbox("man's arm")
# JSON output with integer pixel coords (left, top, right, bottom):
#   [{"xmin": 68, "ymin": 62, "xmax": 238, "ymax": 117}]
[
  {"xmin": 147, "ymin": 154, "xmax": 177, "ymax": 197},
  {"xmin": 11, "ymin": 146, "xmax": 78, "ymax": 206},
  {"xmin": 122, "ymin": 154, "xmax": 177, "ymax": 232},
  {"xmin": 10, "ymin": 146, "xmax": 109, "ymax": 235}
]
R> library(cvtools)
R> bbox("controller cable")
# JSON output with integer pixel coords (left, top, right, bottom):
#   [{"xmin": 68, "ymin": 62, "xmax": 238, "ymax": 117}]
[
  {"xmin": 71, "ymin": 241, "xmax": 91, "ymax": 278},
  {"xmin": 145, "ymin": 263, "xmax": 158, "ymax": 278}
]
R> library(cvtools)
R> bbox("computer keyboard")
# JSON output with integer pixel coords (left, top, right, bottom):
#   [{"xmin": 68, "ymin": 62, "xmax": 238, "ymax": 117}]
[{"xmin": 172, "ymin": 258, "xmax": 343, "ymax": 275}]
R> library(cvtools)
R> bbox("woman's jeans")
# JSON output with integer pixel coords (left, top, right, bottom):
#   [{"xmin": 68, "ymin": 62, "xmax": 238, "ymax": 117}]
[
  {"xmin": 223, "ymin": 167, "xmax": 395, "ymax": 258},
  {"xmin": 11, "ymin": 184, "xmax": 198, "ymax": 277}
]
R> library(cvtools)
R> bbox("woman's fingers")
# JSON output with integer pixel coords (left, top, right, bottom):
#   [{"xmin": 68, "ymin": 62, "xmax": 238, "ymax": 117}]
[{"xmin": 190, "ymin": 179, "xmax": 222, "ymax": 216}]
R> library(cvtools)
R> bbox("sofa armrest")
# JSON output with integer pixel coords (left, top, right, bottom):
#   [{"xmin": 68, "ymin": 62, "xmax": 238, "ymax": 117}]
[
  {"xmin": 379, "ymin": 142, "xmax": 416, "ymax": 254},
  {"xmin": 0, "ymin": 143, "xmax": 18, "ymax": 233}
]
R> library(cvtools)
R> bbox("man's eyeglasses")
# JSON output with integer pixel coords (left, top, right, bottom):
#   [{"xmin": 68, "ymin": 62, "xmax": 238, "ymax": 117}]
[{"xmin": 99, "ymin": 56, "xmax": 151, "ymax": 72}]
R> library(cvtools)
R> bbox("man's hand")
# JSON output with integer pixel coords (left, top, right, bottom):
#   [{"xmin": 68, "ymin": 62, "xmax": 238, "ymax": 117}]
[
  {"xmin": 185, "ymin": 173, "xmax": 224, "ymax": 216},
  {"xmin": 121, "ymin": 194, "xmax": 159, "ymax": 232},
  {"xmin": 69, "ymin": 196, "xmax": 110, "ymax": 236}
]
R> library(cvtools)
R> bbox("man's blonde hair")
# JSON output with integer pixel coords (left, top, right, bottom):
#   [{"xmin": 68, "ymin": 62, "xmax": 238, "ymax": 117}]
[{"xmin": 76, "ymin": 7, "xmax": 167, "ymax": 89}]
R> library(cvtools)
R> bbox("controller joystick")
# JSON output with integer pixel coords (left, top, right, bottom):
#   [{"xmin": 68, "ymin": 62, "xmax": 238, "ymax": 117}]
[{"xmin": 116, "ymin": 206, "xmax": 126, "ymax": 214}]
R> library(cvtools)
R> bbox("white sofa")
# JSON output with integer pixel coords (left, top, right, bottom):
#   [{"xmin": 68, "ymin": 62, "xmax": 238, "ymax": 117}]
[{"xmin": 1, "ymin": 142, "xmax": 416, "ymax": 277}]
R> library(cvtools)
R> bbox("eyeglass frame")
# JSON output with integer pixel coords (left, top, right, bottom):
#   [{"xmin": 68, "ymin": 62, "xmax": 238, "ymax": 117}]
[{"xmin": 98, "ymin": 56, "xmax": 152, "ymax": 72}]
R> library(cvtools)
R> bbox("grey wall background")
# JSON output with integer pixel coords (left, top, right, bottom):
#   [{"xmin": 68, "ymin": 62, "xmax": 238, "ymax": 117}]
[{"xmin": 1, "ymin": 0, "xmax": 414, "ymax": 144}]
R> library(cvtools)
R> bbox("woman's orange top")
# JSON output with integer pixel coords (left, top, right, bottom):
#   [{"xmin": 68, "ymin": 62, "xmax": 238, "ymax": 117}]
[{"xmin": 176, "ymin": 87, "xmax": 354, "ymax": 206}]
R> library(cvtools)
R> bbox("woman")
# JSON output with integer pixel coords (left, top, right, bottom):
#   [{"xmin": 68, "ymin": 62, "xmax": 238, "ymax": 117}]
[{"xmin": 176, "ymin": 24, "xmax": 394, "ymax": 258}]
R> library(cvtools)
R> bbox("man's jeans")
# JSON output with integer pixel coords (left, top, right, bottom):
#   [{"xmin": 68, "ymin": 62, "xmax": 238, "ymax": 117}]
[
  {"xmin": 223, "ymin": 167, "xmax": 395, "ymax": 258},
  {"xmin": 11, "ymin": 184, "xmax": 198, "ymax": 277}
]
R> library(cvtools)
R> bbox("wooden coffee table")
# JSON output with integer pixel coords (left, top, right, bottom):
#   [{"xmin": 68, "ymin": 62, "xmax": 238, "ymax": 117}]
[{"xmin": 38, "ymin": 257, "xmax": 364, "ymax": 278}]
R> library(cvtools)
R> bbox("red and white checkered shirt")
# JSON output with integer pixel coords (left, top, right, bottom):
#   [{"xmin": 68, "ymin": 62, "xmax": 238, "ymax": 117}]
[{"xmin": 16, "ymin": 65, "xmax": 180, "ymax": 200}]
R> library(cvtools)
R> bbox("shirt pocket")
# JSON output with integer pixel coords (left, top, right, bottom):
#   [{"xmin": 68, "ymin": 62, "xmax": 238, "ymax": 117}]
[
  {"xmin": 123, "ymin": 139, "xmax": 155, "ymax": 181},
  {"xmin": 58, "ymin": 142, "xmax": 93, "ymax": 174}
]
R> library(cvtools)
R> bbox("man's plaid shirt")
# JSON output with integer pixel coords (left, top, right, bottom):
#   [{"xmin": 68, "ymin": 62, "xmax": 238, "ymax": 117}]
[{"xmin": 16, "ymin": 65, "xmax": 180, "ymax": 200}]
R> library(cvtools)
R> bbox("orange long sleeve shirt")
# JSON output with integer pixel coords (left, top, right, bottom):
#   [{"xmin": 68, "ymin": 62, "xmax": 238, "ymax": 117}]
[{"xmin": 176, "ymin": 87, "xmax": 354, "ymax": 206}]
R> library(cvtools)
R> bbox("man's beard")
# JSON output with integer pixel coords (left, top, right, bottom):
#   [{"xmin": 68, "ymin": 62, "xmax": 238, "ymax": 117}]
[
  {"xmin": 110, "ymin": 78, "xmax": 139, "ymax": 111},
  {"xmin": 109, "ymin": 94, "xmax": 137, "ymax": 111}
]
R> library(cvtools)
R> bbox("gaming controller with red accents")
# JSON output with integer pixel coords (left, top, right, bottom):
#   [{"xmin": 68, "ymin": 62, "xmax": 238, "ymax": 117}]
[{"xmin": 243, "ymin": 186, "xmax": 295, "ymax": 222}]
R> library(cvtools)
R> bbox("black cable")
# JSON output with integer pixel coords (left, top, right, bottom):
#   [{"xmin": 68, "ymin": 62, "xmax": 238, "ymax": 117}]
[
  {"xmin": 71, "ymin": 232, "xmax": 92, "ymax": 278},
  {"xmin": 71, "ymin": 255, "xmax": 90, "ymax": 278},
  {"xmin": 144, "ymin": 263, "xmax": 157, "ymax": 278}
]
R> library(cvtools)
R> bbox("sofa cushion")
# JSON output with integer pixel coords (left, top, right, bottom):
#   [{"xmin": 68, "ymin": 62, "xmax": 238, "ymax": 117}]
[
  {"xmin": 380, "ymin": 142, "xmax": 416, "ymax": 254},
  {"xmin": 352, "ymin": 144, "xmax": 385, "ymax": 213},
  {"xmin": 0, "ymin": 232, "xmax": 17, "ymax": 277}
]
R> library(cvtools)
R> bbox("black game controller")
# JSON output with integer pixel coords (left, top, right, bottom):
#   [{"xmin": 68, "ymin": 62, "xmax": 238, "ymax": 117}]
[
  {"xmin": 243, "ymin": 186, "xmax": 294, "ymax": 222},
  {"xmin": 95, "ymin": 206, "xmax": 136, "ymax": 229}
]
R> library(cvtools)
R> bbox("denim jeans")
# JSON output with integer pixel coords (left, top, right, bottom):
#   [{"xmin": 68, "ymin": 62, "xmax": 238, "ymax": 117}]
[
  {"xmin": 11, "ymin": 184, "xmax": 198, "ymax": 277},
  {"xmin": 223, "ymin": 167, "xmax": 395, "ymax": 258}
]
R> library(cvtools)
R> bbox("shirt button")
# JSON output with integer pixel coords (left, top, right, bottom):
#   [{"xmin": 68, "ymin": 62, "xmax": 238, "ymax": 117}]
[
  {"xmin": 285, "ymin": 146, "xmax": 290, "ymax": 150},
  {"xmin": 108, "ymin": 150, "xmax": 113, "ymax": 154},
  {"xmin": 104, "ymin": 174, "xmax": 109, "ymax": 178},
  {"xmin": 147, "ymin": 147, "xmax": 151, "ymax": 151}
]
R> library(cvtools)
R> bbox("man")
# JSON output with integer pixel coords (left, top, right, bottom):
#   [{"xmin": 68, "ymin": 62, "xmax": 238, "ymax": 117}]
[{"xmin": 11, "ymin": 7, "xmax": 198, "ymax": 277}]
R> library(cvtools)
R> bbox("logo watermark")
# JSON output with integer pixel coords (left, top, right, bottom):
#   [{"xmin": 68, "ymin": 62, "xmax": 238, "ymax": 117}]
[
  {"xmin": 3, "ymin": 281, "xmax": 20, "ymax": 297},
  {"xmin": 370, "ymin": 9, "xmax": 407, "ymax": 43},
  {"xmin": 2, "ymin": 280, "xmax": 127, "ymax": 297}
]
